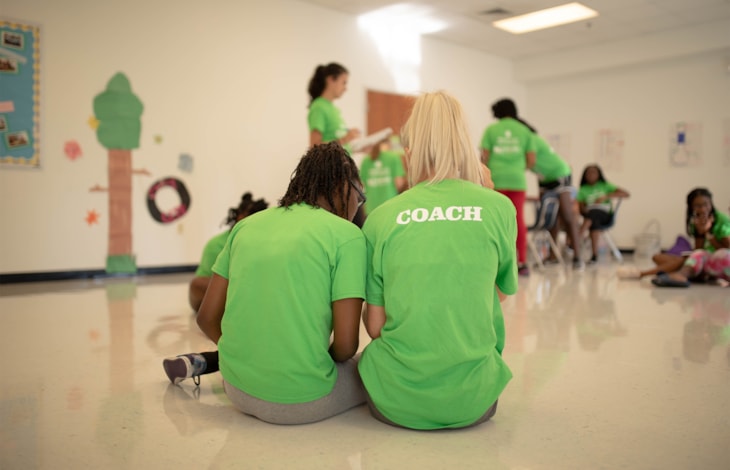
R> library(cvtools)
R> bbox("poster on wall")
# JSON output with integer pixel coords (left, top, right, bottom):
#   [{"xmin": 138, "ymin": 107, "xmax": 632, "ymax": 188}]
[
  {"xmin": 594, "ymin": 128, "xmax": 624, "ymax": 172},
  {"xmin": 546, "ymin": 133, "xmax": 572, "ymax": 164},
  {"xmin": 668, "ymin": 121, "xmax": 702, "ymax": 168},
  {"xmin": 0, "ymin": 19, "xmax": 40, "ymax": 168},
  {"xmin": 722, "ymin": 118, "xmax": 730, "ymax": 167}
]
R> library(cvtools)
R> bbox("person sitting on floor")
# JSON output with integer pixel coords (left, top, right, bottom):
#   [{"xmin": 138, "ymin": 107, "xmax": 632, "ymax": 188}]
[{"xmin": 652, "ymin": 188, "xmax": 730, "ymax": 287}]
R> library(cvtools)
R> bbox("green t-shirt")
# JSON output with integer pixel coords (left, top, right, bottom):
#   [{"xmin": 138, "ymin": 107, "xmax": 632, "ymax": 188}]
[
  {"xmin": 308, "ymin": 97, "xmax": 348, "ymax": 144},
  {"xmin": 358, "ymin": 179, "xmax": 517, "ymax": 429},
  {"xmin": 360, "ymin": 150, "xmax": 406, "ymax": 215},
  {"xmin": 480, "ymin": 118, "xmax": 536, "ymax": 191},
  {"xmin": 576, "ymin": 181, "xmax": 618, "ymax": 212},
  {"xmin": 531, "ymin": 135, "xmax": 571, "ymax": 181},
  {"xmin": 689, "ymin": 210, "xmax": 730, "ymax": 252},
  {"xmin": 194, "ymin": 230, "xmax": 229, "ymax": 277},
  {"xmin": 213, "ymin": 204, "xmax": 366, "ymax": 404}
]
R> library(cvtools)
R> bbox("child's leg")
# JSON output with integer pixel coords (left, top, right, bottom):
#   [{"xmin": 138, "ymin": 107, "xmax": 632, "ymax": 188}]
[
  {"xmin": 667, "ymin": 250, "xmax": 709, "ymax": 282},
  {"xmin": 703, "ymin": 249, "xmax": 730, "ymax": 282},
  {"xmin": 639, "ymin": 253, "xmax": 687, "ymax": 278},
  {"xmin": 163, "ymin": 351, "xmax": 219, "ymax": 385},
  {"xmin": 589, "ymin": 230, "xmax": 601, "ymax": 259},
  {"xmin": 497, "ymin": 190, "xmax": 528, "ymax": 266}
]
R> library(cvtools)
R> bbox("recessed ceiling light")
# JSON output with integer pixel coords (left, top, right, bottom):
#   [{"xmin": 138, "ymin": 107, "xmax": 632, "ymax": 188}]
[{"xmin": 493, "ymin": 2, "xmax": 598, "ymax": 34}]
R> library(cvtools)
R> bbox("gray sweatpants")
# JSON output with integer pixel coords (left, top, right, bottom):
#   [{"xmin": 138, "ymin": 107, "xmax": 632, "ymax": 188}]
[{"xmin": 223, "ymin": 358, "xmax": 366, "ymax": 425}]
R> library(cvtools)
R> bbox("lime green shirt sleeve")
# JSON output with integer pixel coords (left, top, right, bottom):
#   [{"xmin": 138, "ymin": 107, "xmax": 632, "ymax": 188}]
[
  {"xmin": 195, "ymin": 231, "xmax": 228, "ymax": 277},
  {"xmin": 211, "ymin": 228, "xmax": 235, "ymax": 280},
  {"xmin": 332, "ymin": 236, "xmax": 367, "ymax": 301},
  {"xmin": 307, "ymin": 105, "xmax": 327, "ymax": 134}
]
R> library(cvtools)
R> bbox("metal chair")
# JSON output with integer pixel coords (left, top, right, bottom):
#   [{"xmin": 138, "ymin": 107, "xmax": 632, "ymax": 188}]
[
  {"xmin": 582, "ymin": 198, "xmax": 624, "ymax": 263},
  {"xmin": 527, "ymin": 191, "xmax": 564, "ymax": 270}
]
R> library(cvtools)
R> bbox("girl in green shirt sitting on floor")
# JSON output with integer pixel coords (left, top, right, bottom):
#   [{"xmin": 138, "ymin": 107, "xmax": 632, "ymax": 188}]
[
  {"xmin": 188, "ymin": 193, "xmax": 268, "ymax": 312},
  {"xmin": 359, "ymin": 91, "xmax": 518, "ymax": 430},
  {"xmin": 164, "ymin": 143, "xmax": 368, "ymax": 425}
]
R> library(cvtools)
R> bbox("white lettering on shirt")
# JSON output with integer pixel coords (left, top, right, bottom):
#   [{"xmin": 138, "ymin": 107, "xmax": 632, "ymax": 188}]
[{"xmin": 396, "ymin": 206, "xmax": 483, "ymax": 225}]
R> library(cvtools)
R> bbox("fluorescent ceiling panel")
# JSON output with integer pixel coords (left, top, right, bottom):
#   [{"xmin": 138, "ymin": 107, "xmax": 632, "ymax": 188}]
[{"xmin": 493, "ymin": 2, "xmax": 599, "ymax": 34}]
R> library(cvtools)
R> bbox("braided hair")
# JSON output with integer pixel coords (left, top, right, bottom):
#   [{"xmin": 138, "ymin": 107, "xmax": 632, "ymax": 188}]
[
  {"xmin": 307, "ymin": 63, "xmax": 348, "ymax": 105},
  {"xmin": 224, "ymin": 192, "xmax": 269, "ymax": 228},
  {"xmin": 685, "ymin": 187, "xmax": 715, "ymax": 236},
  {"xmin": 279, "ymin": 142, "xmax": 359, "ymax": 219}
]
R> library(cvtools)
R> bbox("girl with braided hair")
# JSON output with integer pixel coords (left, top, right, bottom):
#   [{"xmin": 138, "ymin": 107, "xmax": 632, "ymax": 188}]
[
  {"xmin": 188, "ymin": 192, "xmax": 269, "ymax": 311},
  {"xmin": 164, "ymin": 142, "xmax": 368, "ymax": 424}
]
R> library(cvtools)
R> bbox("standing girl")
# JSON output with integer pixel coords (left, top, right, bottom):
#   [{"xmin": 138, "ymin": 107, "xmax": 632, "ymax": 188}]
[
  {"xmin": 481, "ymin": 98, "xmax": 536, "ymax": 276},
  {"xmin": 307, "ymin": 63, "xmax": 361, "ymax": 148}
]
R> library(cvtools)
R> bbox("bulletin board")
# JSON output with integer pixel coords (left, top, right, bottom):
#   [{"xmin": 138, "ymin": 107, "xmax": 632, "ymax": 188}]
[{"xmin": 0, "ymin": 19, "xmax": 40, "ymax": 168}]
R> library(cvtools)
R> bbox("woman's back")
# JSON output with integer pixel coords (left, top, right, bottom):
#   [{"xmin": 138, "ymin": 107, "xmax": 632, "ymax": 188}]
[{"xmin": 359, "ymin": 179, "xmax": 516, "ymax": 429}]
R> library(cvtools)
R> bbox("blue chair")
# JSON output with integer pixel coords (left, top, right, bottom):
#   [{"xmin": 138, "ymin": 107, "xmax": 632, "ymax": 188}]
[{"xmin": 527, "ymin": 191, "xmax": 564, "ymax": 270}]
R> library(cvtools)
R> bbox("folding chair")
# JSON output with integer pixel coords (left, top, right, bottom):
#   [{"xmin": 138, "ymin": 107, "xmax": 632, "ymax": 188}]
[
  {"xmin": 581, "ymin": 198, "xmax": 624, "ymax": 263},
  {"xmin": 527, "ymin": 192, "xmax": 564, "ymax": 270}
]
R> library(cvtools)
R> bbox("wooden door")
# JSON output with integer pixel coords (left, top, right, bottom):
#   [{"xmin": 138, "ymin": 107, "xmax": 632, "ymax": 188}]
[{"xmin": 366, "ymin": 90, "xmax": 415, "ymax": 138}]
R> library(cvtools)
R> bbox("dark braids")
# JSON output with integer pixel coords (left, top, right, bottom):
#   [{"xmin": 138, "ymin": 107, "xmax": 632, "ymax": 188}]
[
  {"xmin": 224, "ymin": 192, "xmax": 269, "ymax": 227},
  {"xmin": 279, "ymin": 142, "xmax": 360, "ymax": 219}
]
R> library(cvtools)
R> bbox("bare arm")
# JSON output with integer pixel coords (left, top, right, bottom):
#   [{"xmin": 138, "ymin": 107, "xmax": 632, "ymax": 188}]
[
  {"xmin": 363, "ymin": 304, "xmax": 386, "ymax": 339},
  {"xmin": 188, "ymin": 276, "xmax": 210, "ymax": 312},
  {"xmin": 497, "ymin": 287, "xmax": 508, "ymax": 303},
  {"xmin": 310, "ymin": 130, "xmax": 323, "ymax": 148},
  {"xmin": 481, "ymin": 164, "xmax": 494, "ymax": 189},
  {"xmin": 610, "ymin": 188, "xmax": 630, "ymax": 198},
  {"xmin": 481, "ymin": 148, "xmax": 490, "ymax": 166},
  {"xmin": 394, "ymin": 176, "xmax": 407, "ymax": 193},
  {"xmin": 330, "ymin": 298, "xmax": 363, "ymax": 362},
  {"xmin": 196, "ymin": 274, "xmax": 228, "ymax": 344},
  {"xmin": 525, "ymin": 151, "xmax": 536, "ymax": 170}
]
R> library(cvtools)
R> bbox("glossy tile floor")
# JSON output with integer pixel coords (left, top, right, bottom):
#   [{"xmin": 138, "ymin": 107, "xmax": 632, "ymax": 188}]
[{"xmin": 2, "ymin": 258, "xmax": 729, "ymax": 469}]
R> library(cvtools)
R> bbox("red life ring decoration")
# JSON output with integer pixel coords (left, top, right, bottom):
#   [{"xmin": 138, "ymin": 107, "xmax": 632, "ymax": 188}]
[{"xmin": 147, "ymin": 177, "xmax": 191, "ymax": 223}]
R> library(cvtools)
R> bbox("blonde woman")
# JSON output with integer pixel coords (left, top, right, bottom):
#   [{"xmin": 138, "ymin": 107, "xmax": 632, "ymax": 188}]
[{"xmin": 358, "ymin": 91, "xmax": 518, "ymax": 430}]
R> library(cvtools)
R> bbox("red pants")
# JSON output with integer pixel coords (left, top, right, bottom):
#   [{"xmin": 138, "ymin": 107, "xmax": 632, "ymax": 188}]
[{"xmin": 497, "ymin": 190, "xmax": 527, "ymax": 265}]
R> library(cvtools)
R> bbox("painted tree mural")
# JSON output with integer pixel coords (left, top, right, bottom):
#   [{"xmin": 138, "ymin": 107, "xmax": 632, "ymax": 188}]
[{"xmin": 93, "ymin": 73, "xmax": 144, "ymax": 274}]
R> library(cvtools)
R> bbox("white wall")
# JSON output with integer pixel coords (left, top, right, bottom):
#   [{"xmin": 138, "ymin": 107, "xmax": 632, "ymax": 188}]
[
  {"xmin": 524, "ymin": 49, "xmax": 730, "ymax": 249},
  {"xmin": 0, "ymin": 0, "xmax": 525, "ymax": 274}
]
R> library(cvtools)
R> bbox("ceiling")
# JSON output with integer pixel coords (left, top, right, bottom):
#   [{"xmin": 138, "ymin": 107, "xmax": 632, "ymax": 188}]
[{"xmin": 298, "ymin": 0, "xmax": 730, "ymax": 59}]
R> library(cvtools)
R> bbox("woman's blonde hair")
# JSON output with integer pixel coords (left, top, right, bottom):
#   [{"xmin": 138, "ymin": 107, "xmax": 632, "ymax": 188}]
[{"xmin": 401, "ymin": 91, "xmax": 483, "ymax": 187}]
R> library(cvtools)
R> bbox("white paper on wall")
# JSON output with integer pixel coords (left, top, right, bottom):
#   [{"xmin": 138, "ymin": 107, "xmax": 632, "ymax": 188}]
[
  {"xmin": 594, "ymin": 129, "xmax": 624, "ymax": 172},
  {"xmin": 546, "ymin": 133, "xmax": 571, "ymax": 164},
  {"xmin": 668, "ymin": 121, "xmax": 702, "ymax": 168}
]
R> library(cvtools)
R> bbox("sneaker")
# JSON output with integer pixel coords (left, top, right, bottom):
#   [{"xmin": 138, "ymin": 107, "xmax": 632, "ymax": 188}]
[
  {"xmin": 572, "ymin": 259, "xmax": 585, "ymax": 271},
  {"xmin": 163, "ymin": 354, "xmax": 205, "ymax": 386},
  {"xmin": 587, "ymin": 255, "xmax": 598, "ymax": 265},
  {"xmin": 616, "ymin": 266, "xmax": 641, "ymax": 279},
  {"xmin": 518, "ymin": 264, "xmax": 530, "ymax": 276}
]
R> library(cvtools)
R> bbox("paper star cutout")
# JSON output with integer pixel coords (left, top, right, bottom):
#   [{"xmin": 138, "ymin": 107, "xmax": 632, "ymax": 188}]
[
  {"xmin": 85, "ymin": 209, "xmax": 100, "ymax": 226},
  {"xmin": 88, "ymin": 116, "xmax": 99, "ymax": 130}
]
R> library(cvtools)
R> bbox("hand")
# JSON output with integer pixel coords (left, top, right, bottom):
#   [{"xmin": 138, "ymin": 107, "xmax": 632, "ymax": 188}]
[
  {"xmin": 694, "ymin": 214, "xmax": 714, "ymax": 235},
  {"xmin": 343, "ymin": 128, "xmax": 361, "ymax": 144}
]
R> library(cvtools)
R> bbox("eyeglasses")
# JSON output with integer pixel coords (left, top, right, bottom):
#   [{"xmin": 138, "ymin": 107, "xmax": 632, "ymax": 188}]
[{"xmin": 350, "ymin": 181, "xmax": 367, "ymax": 209}]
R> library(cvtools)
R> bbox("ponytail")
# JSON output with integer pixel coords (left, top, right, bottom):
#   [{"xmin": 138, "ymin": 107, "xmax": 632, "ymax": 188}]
[{"xmin": 307, "ymin": 62, "xmax": 348, "ymax": 104}]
